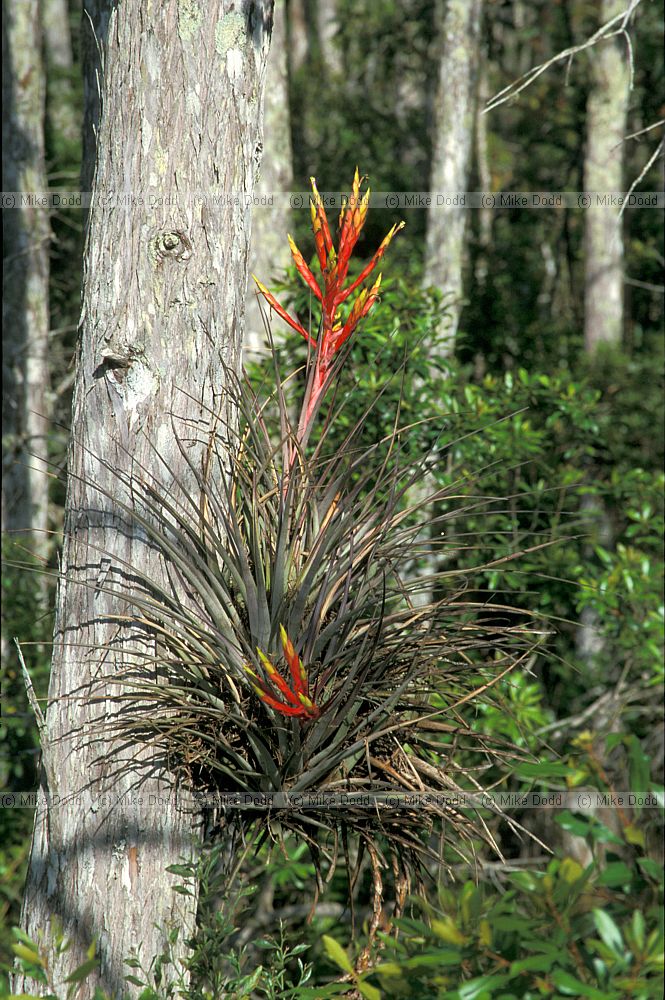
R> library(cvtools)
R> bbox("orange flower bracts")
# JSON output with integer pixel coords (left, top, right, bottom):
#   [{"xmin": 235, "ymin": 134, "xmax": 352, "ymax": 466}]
[
  {"xmin": 245, "ymin": 625, "xmax": 320, "ymax": 720},
  {"xmin": 253, "ymin": 169, "xmax": 404, "ymax": 432}
]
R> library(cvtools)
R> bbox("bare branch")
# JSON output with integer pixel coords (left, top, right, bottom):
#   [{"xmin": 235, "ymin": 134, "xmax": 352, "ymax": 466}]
[
  {"xmin": 484, "ymin": 0, "xmax": 644, "ymax": 114},
  {"xmin": 624, "ymin": 276, "xmax": 665, "ymax": 293},
  {"xmin": 614, "ymin": 117, "xmax": 665, "ymax": 148},
  {"xmin": 15, "ymin": 637, "xmax": 47, "ymax": 737},
  {"xmin": 619, "ymin": 135, "xmax": 665, "ymax": 219}
]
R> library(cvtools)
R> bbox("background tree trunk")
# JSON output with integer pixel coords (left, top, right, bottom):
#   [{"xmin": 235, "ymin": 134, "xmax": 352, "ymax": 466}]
[
  {"xmin": 42, "ymin": 0, "xmax": 79, "ymax": 146},
  {"xmin": 580, "ymin": 0, "xmax": 632, "ymax": 658},
  {"xmin": 315, "ymin": 0, "xmax": 341, "ymax": 76},
  {"xmin": 286, "ymin": 0, "xmax": 308, "ymax": 77},
  {"xmin": 2, "ymin": 0, "xmax": 51, "ymax": 562},
  {"xmin": 15, "ymin": 2, "xmax": 273, "ymax": 996},
  {"xmin": 245, "ymin": 0, "xmax": 293, "ymax": 360},
  {"xmin": 424, "ymin": 0, "xmax": 483, "ymax": 352},
  {"xmin": 474, "ymin": 58, "xmax": 492, "ymax": 292},
  {"xmin": 583, "ymin": 0, "xmax": 631, "ymax": 354}
]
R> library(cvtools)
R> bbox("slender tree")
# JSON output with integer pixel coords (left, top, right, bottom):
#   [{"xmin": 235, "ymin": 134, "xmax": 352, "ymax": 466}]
[
  {"xmin": 424, "ymin": 0, "xmax": 484, "ymax": 351},
  {"xmin": 474, "ymin": 59, "xmax": 492, "ymax": 292},
  {"xmin": 578, "ymin": 0, "xmax": 632, "ymax": 704},
  {"xmin": 42, "ymin": 0, "xmax": 79, "ymax": 146},
  {"xmin": 2, "ymin": 0, "xmax": 51, "ymax": 564},
  {"xmin": 286, "ymin": 0, "xmax": 308, "ymax": 77},
  {"xmin": 15, "ymin": 2, "xmax": 273, "ymax": 996},
  {"xmin": 583, "ymin": 0, "xmax": 631, "ymax": 353},
  {"xmin": 315, "ymin": 0, "xmax": 341, "ymax": 76}
]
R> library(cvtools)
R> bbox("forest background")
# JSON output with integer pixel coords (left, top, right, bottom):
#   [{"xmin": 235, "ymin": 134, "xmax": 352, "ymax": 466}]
[{"xmin": 2, "ymin": 1, "xmax": 663, "ymax": 998}]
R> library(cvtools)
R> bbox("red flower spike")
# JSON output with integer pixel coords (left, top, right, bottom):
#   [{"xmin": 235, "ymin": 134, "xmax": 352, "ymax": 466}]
[
  {"xmin": 246, "ymin": 629, "xmax": 320, "ymax": 720},
  {"xmin": 250, "ymin": 682, "xmax": 313, "ymax": 718},
  {"xmin": 338, "ymin": 177, "xmax": 370, "ymax": 282},
  {"xmin": 253, "ymin": 170, "xmax": 404, "ymax": 446}
]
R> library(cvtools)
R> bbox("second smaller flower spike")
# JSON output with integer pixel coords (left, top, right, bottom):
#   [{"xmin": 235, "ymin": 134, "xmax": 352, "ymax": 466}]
[
  {"xmin": 279, "ymin": 624, "xmax": 309, "ymax": 699},
  {"xmin": 245, "ymin": 627, "xmax": 320, "ymax": 721}
]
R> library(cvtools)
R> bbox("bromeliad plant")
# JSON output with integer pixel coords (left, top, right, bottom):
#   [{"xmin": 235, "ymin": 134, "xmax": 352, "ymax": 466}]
[{"xmin": 59, "ymin": 170, "xmax": 544, "ymax": 939}]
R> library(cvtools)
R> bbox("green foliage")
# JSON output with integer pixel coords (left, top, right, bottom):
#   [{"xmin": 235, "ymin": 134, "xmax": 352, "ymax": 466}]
[
  {"xmin": 309, "ymin": 836, "xmax": 663, "ymax": 999},
  {"xmin": 4, "ymin": 922, "xmax": 105, "ymax": 1000},
  {"xmin": 124, "ymin": 843, "xmax": 314, "ymax": 999},
  {"xmin": 0, "ymin": 546, "xmax": 52, "ymax": 965},
  {"xmin": 5, "ymin": 901, "xmax": 313, "ymax": 1000}
]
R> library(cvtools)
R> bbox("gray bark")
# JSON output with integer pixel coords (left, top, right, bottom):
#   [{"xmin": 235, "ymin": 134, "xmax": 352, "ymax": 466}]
[
  {"xmin": 583, "ymin": 0, "xmax": 630, "ymax": 353},
  {"xmin": 2, "ymin": 0, "xmax": 51, "ymax": 559},
  {"xmin": 15, "ymin": 2, "xmax": 273, "ymax": 997},
  {"xmin": 424, "ymin": 0, "xmax": 483, "ymax": 352},
  {"xmin": 245, "ymin": 0, "xmax": 293, "ymax": 360}
]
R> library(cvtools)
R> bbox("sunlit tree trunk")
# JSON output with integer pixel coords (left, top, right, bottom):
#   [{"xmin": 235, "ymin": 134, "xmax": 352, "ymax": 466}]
[
  {"xmin": 246, "ymin": 0, "xmax": 293, "ymax": 360},
  {"xmin": 424, "ymin": 0, "xmax": 483, "ymax": 352},
  {"xmin": 579, "ymin": 0, "xmax": 631, "ymax": 663},
  {"xmin": 15, "ymin": 2, "xmax": 273, "ymax": 996},
  {"xmin": 573, "ymin": 3, "xmax": 632, "ymax": 864},
  {"xmin": 2, "ymin": 0, "xmax": 51, "ymax": 562},
  {"xmin": 583, "ymin": 0, "xmax": 630, "ymax": 353}
]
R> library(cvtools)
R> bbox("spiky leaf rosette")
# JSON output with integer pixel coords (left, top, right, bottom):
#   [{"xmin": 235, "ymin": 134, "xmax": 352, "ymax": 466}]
[{"xmin": 63, "ymin": 362, "xmax": 547, "ymax": 928}]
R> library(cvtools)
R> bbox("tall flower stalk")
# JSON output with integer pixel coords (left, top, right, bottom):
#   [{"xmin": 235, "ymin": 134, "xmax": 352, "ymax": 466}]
[{"xmin": 253, "ymin": 168, "xmax": 404, "ymax": 450}]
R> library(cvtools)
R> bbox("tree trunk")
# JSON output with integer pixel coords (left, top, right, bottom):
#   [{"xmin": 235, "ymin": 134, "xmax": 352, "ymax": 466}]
[
  {"xmin": 315, "ymin": 0, "xmax": 340, "ymax": 76},
  {"xmin": 569, "ymin": 1, "xmax": 632, "ymax": 866},
  {"xmin": 245, "ymin": 0, "xmax": 293, "ymax": 360},
  {"xmin": 286, "ymin": 0, "xmax": 308, "ymax": 77},
  {"xmin": 42, "ymin": 0, "xmax": 79, "ymax": 145},
  {"xmin": 2, "ymin": 0, "xmax": 51, "ymax": 562},
  {"xmin": 474, "ymin": 57, "xmax": 492, "ymax": 291},
  {"xmin": 424, "ymin": 0, "xmax": 483, "ymax": 352},
  {"xmin": 15, "ymin": 2, "xmax": 273, "ymax": 997},
  {"xmin": 583, "ymin": 0, "xmax": 630, "ymax": 354}
]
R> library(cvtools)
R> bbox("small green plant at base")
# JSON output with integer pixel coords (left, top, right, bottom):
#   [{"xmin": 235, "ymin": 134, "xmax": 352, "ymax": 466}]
[{"xmin": 7, "ymin": 922, "xmax": 105, "ymax": 1000}]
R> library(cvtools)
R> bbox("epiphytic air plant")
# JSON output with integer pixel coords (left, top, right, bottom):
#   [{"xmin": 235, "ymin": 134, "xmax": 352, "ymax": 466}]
[{"xmin": 56, "ymin": 171, "xmax": 545, "ymax": 945}]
